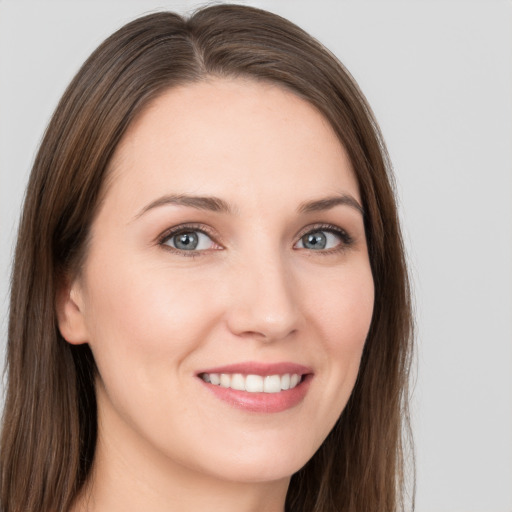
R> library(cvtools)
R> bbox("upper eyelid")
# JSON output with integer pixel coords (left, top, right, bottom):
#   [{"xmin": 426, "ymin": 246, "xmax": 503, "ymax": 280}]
[
  {"xmin": 295, "ymin": 223, "xmax": 351, "ymax": 240},
  {"xmin": 157, "ymin": 223, "xmax": 219, "ymax": 244}
]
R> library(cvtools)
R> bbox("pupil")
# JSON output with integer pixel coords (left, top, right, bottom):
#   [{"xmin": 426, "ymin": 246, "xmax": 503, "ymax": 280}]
[
  {"xmin": 303, "ymin": 232, "xmax": 326, "ymax": 250},
  {"xmin": 174, "ymin": 232, "xmax": 198, "ymax": 250}
]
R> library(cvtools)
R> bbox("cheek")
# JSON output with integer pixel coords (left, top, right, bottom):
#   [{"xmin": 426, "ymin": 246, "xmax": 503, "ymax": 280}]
[
  {"xmin": 313, "ymin": 262, "xmax": 374, "ymax": 351},
  {"xmin": 308, "ymin": 263, "xmax": 374, "ymax": 399},
  {"xmin": 81, "ymin": 255, "xmax": 222, "ymax": 382}
]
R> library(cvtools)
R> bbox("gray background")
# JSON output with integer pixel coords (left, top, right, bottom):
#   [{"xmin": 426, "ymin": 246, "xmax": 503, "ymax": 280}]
[{"xmin": 1, "ymin": 1, "xmax": 511, "ymax": 511}]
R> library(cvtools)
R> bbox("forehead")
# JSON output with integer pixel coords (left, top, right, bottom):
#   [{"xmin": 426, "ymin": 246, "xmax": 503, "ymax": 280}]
[{"xmin": 107, "ymin": 78, "xmax": 360, "ymax": 210}]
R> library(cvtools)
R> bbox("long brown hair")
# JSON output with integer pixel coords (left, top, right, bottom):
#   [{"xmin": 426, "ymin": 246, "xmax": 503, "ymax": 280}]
[{"xmin": 1, "ymin": 5, "xmax": 414, "ymax": 511}]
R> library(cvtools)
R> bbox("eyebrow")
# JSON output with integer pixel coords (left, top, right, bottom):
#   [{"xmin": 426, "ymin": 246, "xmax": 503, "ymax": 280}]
[
  {"xmin": 297, "ymin": 194, "xmax": 364, "ymax": 216},
  {"xmin": 134, "ymin": 194, "xmax": 234, "ymax": 220},
  {"xmin": 134, "ymin": 192, "xmax": 363, "ymax": 221}
]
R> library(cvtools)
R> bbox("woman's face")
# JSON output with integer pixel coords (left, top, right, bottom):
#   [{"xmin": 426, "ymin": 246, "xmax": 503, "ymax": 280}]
[{"xmin": 62, "ymin": 78, "xmax": 374, "ymax": 484}]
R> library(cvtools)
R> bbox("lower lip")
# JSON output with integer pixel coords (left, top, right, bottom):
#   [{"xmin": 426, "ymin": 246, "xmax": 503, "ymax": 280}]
[{"xmin": 199, "ymin": 375, "xmax": 312, "ymax": 413}]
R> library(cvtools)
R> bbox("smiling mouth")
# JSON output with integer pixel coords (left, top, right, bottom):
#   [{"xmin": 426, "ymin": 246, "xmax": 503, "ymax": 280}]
[
  {"xmin": 196, "ymin": 362, "xmax": 313, "ymax": 412},
  {"xmin": 199, "ymin": 372, "xmax": 303, "ymax": 393}
]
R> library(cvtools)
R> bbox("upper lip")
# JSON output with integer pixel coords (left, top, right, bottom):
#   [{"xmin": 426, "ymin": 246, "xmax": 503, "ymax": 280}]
[{"xmin": 197, "ymin": 361, "xmax": 313, "ymax": 377}]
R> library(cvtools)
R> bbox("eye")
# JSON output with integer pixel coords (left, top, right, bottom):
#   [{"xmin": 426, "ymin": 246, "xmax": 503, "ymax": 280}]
[
  {"xmin": 294, "ymin": 226, "xmax": 352, "ymax": 251},
  {"xmin": 160, "ymin": 228, "xmax": 218, "ymax": 252}
]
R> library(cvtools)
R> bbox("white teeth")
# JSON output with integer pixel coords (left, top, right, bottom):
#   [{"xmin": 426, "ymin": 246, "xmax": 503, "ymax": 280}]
[
  {"xmin": 201, "ymin": 372, "xmax": 303, "ymax": 393},
  {"xmin": 263, "ymin": 375, "xmax": 281, "ymax": 393},
  {"xmin": 245, "ymin": 374, "xmax": 264, "ymax": 392},
  {"xmin": 230, "ymin": 373, "xmax": 245, "ymax": 391},
  {"xmin": 220, "ymin": 374, "xmax": 231, "ymax": 388}
]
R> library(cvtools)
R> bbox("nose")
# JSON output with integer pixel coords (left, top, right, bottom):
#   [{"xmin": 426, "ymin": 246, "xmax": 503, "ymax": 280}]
[{"xmin": 225, "ymin": 253, "xmax": 301, "ymax": 342}]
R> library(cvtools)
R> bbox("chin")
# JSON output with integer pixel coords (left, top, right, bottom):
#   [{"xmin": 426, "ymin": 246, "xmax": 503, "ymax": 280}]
[
  {"xmin": 185, "ymin": 432, "xmax": 319, "ymax": 484},
  {"xmin": 201, "ymin": 455, "xmax": 306, "ymax": 485}
]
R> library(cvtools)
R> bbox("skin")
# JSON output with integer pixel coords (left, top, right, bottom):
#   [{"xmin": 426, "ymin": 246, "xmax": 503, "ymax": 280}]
[{"xmin": 58, "ymin": 78, "xmax": 375, "ymax": 512}]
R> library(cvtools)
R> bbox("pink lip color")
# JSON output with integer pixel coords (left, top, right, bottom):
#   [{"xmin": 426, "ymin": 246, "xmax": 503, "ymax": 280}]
[
  {"xmin": 197, "ymin": 361, "xmax": 312, "ymax": 376},
  {"xmin": 196, "ymin": 361, "xmax": 313, "ymax": 413}
]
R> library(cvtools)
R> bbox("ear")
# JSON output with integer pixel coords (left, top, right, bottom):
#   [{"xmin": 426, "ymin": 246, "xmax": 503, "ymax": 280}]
[{"xmin": 56, "ymin": 276, "xmax": 89, "ymax": 345}]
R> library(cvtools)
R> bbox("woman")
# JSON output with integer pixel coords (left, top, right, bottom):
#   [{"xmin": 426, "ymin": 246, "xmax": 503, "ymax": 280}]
[{"xmin": 1, "ymin": 4, "xmax": 414, "ymax": 512}]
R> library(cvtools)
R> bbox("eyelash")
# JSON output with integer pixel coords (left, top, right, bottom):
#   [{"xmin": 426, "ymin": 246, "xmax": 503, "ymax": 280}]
[
  {"xmin": 158, "ymin": 223, "xmax": 219, "ymax": 258},
  {"xmin": 157, "ymin": 222, "xmax": 354, "ymax": 256},
  {"xmin": 295, "ymin": 223, "xmax": 354, "ymax": 254}
]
